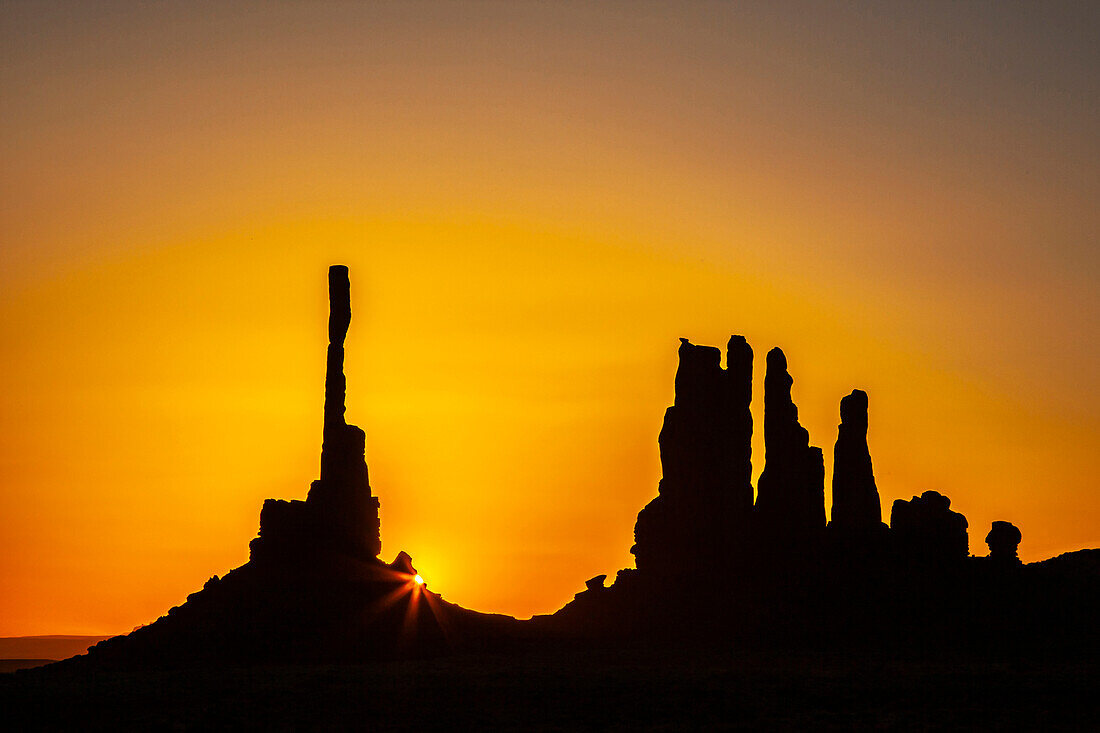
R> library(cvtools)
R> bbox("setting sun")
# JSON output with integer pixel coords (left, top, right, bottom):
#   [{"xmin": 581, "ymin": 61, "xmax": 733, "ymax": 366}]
[{"xmin": 414, "ymin": 575, "xmax": 425, "ymax": 587}]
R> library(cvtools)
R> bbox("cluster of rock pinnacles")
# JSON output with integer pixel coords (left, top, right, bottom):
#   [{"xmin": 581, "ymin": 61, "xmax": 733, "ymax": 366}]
[{"xmin": 628, "ymin": 336, "xmax": 1021, "ymax": 587}]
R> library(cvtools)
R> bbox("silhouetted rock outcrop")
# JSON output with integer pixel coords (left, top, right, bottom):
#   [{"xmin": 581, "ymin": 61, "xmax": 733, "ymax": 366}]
[
  {"xmin": 47, "ymin": 266, "xmax": 522, "ymax": 670},
  {"xmin": 631, "ymin": 337, "xmax": 753, "ymax": 577},
  {"xmin": 829, "ymin": 389, "xmax": 886, "ymax": 534},
  {"xmin": 986, "ymin": 521, "xmax": 1022, "ymax": 565},
  {"xmin": 890, "ymin": 490, "xmax": 969, "ymax": 563},
  {"xmin": 251, "ymin": 266, "xmax": 381, "ymax": 562},
  {"xmin": 754, "ymin": 348, "xmax": 825, "ymax": 537}
]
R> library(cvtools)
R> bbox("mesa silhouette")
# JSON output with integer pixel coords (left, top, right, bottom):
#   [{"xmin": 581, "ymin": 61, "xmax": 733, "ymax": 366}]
[{"xmin": 45, "ymin": 267, "xmax": 1099, "ymax": 670}]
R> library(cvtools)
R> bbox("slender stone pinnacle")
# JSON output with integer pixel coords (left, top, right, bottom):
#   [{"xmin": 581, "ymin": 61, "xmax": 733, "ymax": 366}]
[
  {"xmin": 830, "ymin": 389, "xmax": 883, "ymax": 530},
  {"xmin": 322, "ymin": 265, "xmax": 352, "ymax": 467},
  {"xmin": 755, "ymin": 347, "xmax": 825, "ymax": 536}
]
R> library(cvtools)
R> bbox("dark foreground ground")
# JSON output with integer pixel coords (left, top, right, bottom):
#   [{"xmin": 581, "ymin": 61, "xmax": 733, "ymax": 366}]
[{"xmin": 3, "ymin": 649, "xmax": 1097, "ymax": 731}]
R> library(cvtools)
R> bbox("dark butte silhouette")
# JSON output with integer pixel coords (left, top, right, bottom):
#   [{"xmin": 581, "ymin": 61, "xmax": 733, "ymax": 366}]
[{"xmin": 31, "ymin": 268, "xmax": 1100, "ymax": 671}]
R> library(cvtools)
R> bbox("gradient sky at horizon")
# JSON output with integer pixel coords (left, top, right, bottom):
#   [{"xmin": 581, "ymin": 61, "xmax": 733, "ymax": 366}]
[{"xmin": 1, "ymin": 1, "xmax": 1097, "ymax": 635}]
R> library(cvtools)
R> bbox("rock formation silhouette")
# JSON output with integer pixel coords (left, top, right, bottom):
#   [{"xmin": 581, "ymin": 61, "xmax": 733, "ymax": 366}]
[
  {"xmin": 631, "ymin": 337, "xmax": 753, "ymax": 577},
  {"xmin": 890, "ymin": 490, "xmax": 969, "ymax": 564},
  {"xmin": 754, "ymin": 348, "xmax": 825, "ymax": 538},
  {"xmin": 986, "ymin": 521, "xmax": 1022, "ymax": 565},
  {"xmin": 250, "ymin": 266, "xmax": 381, "ymax": 563},
  {"xmin": 32, "ymin": 278, "xmax": 1099, "ymax": 674},
  {"xmin": 829, "ymin": 389, "xmax": 884, "ymax": 532}
]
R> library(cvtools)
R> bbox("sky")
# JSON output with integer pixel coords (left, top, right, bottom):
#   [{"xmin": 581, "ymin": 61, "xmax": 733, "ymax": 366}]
[{"xmin": 1, "ymin": 1, "xmax": 1097, "ymax": 636}]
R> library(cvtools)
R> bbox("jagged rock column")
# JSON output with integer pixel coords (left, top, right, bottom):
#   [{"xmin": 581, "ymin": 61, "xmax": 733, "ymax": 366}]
[
  {"xmin": 829, "ymin": 389, "xmax": 884, "ymax": 531},
  {"xmin": 754, "ymin": 348, "xmax": 825, "ymax": 536},
  {"xmin": 632, "ymin": 336, "xmax": 754, "ymax": 576}
]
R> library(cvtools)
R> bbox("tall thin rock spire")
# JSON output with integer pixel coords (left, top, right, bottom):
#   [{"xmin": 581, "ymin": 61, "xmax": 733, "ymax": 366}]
[
  {"xmin": 253, "ymin": 266, "xmax": 381, "ymax": 561},
  {"xmin": 829, "ymin": 389, "xmax": 884, "ymax": 531},
  {"xmin": 755, "ymin": 347, "xmax": 825, "ymax": 535}
]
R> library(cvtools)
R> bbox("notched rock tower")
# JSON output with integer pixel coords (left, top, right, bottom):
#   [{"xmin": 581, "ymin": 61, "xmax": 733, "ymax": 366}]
[{"xmin": 632, "ymin": 337, "xmax": 754, "ymax": 577}]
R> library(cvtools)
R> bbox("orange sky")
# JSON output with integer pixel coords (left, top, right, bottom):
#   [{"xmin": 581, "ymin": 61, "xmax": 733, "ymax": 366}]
[{"xmin": 1, "ymin": 2, "xmax": 1097, "ymax": 636}]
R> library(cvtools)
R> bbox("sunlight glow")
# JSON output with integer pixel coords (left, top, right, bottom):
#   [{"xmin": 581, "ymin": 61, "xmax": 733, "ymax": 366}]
[{"xmin": 414, "ymin": 574, "xmax": 425, "ymax": 586}]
